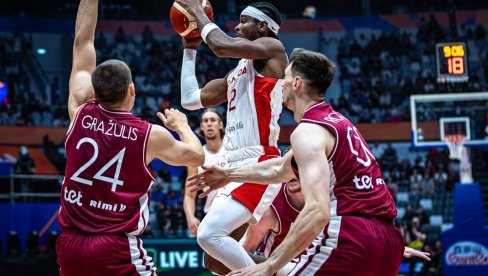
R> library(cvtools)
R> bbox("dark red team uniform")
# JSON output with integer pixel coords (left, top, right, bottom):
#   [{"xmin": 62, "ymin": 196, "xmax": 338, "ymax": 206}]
[
  {"xmin": 287, "ymin": 102, "xmax": 404, "ymax": 276},
  {"xmin": 56, "ymin": 102, "xmax": 156, "ymax": 276},
  {"xmin": 259, "ymin": 183, "xmax": 301, "ymax": 258}
]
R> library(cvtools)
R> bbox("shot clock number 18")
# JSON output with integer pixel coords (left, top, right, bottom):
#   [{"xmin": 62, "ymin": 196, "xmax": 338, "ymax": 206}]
[{"xmin": 436, "ymin": 42, "xmax": 469, "ymax": 83}]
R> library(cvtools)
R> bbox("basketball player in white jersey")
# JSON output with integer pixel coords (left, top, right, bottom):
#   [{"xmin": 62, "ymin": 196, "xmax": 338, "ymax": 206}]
[
  {"xmin": 176, "ymin": 0, "xmax": 288, "ymax": 270},
  {"xmin": 183, "ymin": 108, "xmax": 226, "ymax": 236}
]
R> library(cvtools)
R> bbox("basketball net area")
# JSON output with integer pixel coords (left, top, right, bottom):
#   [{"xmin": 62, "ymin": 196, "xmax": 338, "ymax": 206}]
[
  {"xmin": 410, "ymin": 92, "xmax": 488, "ymax": 185},
  {"xmin": 444, "ymin": 134, "xmax": 473, "ymax": 184}
]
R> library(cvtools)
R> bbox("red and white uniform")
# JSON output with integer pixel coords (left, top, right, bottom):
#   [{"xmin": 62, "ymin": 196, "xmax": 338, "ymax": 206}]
[
  {"xmin": 222, "ymin": 58, "xmax": 283, "ymax": 223},
  {"xmin": 259, "ymin": 184, "xmax": 300, "ymax": 258},
  {"xmin": 287, "ymin": 102, "xmax": 404, "ymax": 276},
  {"xmin": 200, "ymin": 145, "xmax": 226, "ymax": 213},
  {"xmin": 57, "ymin": 102, "xmax": 155, "ymax": 276}
]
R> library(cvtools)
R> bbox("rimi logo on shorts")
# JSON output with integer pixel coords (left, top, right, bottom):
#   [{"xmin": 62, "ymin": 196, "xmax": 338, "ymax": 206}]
[{"xmin": 89, "ymin": 200, "xmax": 126, "ymax": 212}]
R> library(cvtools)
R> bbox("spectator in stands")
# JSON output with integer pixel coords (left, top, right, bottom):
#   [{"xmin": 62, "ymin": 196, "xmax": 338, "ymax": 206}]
[
  {"xmin": 420, "ymin": 171, "xmax": 435, "ymax": 197},
  {"xmin": 402, "ymin": 204, "xmax": 416, "ymax": 226},
  {"xmin": 150, "ymin": 183, "xmax": 165, "ymax": 207},
  {"xmin": 404, "ymin": 217, "xmax": 427, "ymax": 251},
  {"xmin": 386, "ymin": 177, "xmax": 398, "ymax": 198},
  {"xmin": 371, "ymin": 142, "xmax": 385, "ymax": 159},
  {"xmin": 15, "ymin": 146, "xmax": 36, "ymax": 198},
  {"xmin": 416, "ymin": 206, "xmax": 429, "ymax": 226},
  {"xmin": 409, "ymin": 168, "xmax": 423, "ymax": 196},
  {"xmin": 15, "ymin": 146, "xmax": 35, "ymax": 175}
]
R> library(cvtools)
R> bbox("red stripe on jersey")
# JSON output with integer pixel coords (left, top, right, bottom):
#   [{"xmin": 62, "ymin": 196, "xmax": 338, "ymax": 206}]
[
  {"xmin": 254, "ymin": 76, "xmax": 278, "ymax": 147},
  {"xmin": 231, "ymin": 154, "xmax": 279, "ymax": 212}
]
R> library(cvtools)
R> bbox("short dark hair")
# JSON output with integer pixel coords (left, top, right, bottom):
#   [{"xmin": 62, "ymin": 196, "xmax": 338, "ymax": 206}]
[
  {"xmin": 91, "ymin": 59, "xmax": 132, "ymax": 106},
  {"xmin": 249, "ymin": 2, "xmax": 281, "ymax": 39},
  {"xmin": 290, "ymin": 49, "xmax": 336, "ymax": 97}
]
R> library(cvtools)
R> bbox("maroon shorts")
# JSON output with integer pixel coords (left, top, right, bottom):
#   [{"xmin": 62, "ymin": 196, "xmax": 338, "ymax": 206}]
[
  {"xmin": 56, "ymin": 230, "xmax": 155, "ymax": 276},
  {"xmin": 288, "ymin": 216, "xmax": 404, "ymax": 276}
]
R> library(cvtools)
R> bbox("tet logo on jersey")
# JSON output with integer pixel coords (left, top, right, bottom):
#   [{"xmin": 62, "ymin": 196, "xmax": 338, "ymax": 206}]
[
  {"xmin": 64, "ymin": 187, "xmax": 83, "ymax": 206},
  {"xmin": 353, "ymin": 175, "xmax": 385, "ymax": 190}
]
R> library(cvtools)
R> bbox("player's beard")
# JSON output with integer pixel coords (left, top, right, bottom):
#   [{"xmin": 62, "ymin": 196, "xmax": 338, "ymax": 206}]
[{"xmin": 205, "ymin": 133, "xmax": 217, "ymax": 140}]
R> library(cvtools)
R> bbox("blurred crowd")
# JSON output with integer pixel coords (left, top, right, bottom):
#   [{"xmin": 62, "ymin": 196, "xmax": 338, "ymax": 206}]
[
  {"xmin": 335, "ymin": 15, "xmax": 488, "ymax": 124},
  {"xmin": 374, "ymin": 143, "xmax": 457, "ymax": 275},
  {"xmin": 2, "ymin": 14, "xmax": 487, "ymax": 276},
  {"xmin": 1, "ymin": 17, "xmax": 487, "ymax": 126}
]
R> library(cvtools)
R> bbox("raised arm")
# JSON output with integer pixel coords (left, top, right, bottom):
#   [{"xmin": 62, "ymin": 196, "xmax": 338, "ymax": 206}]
[
  {"xmin": 180, "ymin": 38, "xmax": 228, "ymax": 111},
  {"xmin": 259, "ymin": 123, "xmax": 332, "ymax": 274},
  {"xmin": 68, "ymin": 0, "xmax": 98, "ymax": 120},
  {"xmin": 176, "ymin": 0, "xmax": 285, "ymax": 60},
  {"xmin": 183, "ymin": 166, "xmax": 201, "ymax": 236},
  {"xmin": 146, "ymin": 109, "xmax": 204, "ymax": 167}
]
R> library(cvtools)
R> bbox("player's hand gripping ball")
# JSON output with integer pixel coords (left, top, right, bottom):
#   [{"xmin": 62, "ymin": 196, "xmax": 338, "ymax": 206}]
[{"xmin": 170, "ymin": 0, "xmax": 214, "ymax": 39}]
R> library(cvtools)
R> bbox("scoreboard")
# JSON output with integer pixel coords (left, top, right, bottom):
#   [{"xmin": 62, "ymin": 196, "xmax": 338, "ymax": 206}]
[{"xmin": 435, "ymin": 42, "xmax": 469, "ymax": 83}]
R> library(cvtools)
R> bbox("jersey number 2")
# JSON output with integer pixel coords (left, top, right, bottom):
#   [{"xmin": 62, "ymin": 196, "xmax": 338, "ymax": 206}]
[
  {"xmin": 70, "ymin": 137, "xmax": 126, "ymax": 192},
  {"xmin": 228, "ymin": 89, "xmax": 237, "ymax": 112}
]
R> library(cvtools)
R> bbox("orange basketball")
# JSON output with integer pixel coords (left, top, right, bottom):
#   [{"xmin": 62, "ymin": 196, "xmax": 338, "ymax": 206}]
[{"xmin": 170, "ymin": 0, "xmax": 214, "ymax": 39}]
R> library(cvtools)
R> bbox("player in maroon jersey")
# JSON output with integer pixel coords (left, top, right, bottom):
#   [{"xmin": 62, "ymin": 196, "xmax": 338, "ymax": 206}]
[
  {"xmin": 188, "ymin": 49, "xmax": 406, "ymax": 275},
  {"xmin": 243, "ymin": 181, "xmax": 303, "ymax": 258},
  {"xmin": 244, "ymin": 182, "xmax": 430, "ymax": 276},
  {"xmin": 55, "ymin": 1, "xmax": 204, "ymax": 275},
  {"xmin": 211, "ymin": 180, "xmax": 430, "ymax": 275},
  {"xmin": 242, "ymin": 180, "xmax": 305, "ymax": 276}
]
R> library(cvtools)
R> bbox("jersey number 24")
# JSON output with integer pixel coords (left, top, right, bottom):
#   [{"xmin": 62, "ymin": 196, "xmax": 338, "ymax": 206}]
[{"xmin": 70, "ymin": 137, "xmax": 126, "ymax": 192}]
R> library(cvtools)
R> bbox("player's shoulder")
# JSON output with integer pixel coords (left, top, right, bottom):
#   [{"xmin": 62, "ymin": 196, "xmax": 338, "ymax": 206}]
[
  {"xmin": 291, "ymin": 122, "xmax": 334, "ymax": 150},
  {"xmin": 255, "ymin": 37, "xmax": 285, "ymax": 51},
  {"xmin": 148, "ymin": 124, "xmax": 171, "ymax": 144},
  {"xmin": 293, "ymin": 121, "xmax": 329, "ymax": 135}
]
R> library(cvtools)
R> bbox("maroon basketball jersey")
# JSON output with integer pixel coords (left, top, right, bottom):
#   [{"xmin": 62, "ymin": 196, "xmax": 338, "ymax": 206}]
[
  {"xmin": 294, "ymin": 102, "xmax": 397, "ymax": 221},
  {"xmin": 259, "ymin": 183, "xmax": 300, "ymax": 257},
  {"xmin": 59, "ymin": 102, "xmax": 155, "ymax": 235}
]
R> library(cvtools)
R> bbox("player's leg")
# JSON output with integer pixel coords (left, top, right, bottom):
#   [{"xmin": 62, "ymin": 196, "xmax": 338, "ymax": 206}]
[
  {"xmin": 203, "ymin": 223, "xmax": 249, "ymax": 274},
  {"xmin": 197, "ymin": 195, "xmax": 255, "ymax": 270}
]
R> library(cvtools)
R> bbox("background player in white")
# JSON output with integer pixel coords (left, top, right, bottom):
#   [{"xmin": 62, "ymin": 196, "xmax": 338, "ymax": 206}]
[
  {"xmin": 183, "ymin": 108, "xmax": 226, "ymax": 236},
  {"xmin": 176, "ymin": 0, "xmax": 288, "ymax": 270},
  {"xmin": 56, "ymin": 0, "xmax": 204, "ymax": 274}
]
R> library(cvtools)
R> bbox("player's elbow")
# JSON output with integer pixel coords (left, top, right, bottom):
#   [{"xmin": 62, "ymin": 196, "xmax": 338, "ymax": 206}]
[
  {"xmin": 308, "ymin": 203, "xmax": 330, "ymax": 230},
  {"xmin": 188, "ymin": 149, "xmax": 205, "ymax": 167},
  {"xmin": 180, "ymin": 87, "xmax": 202, "ymax": 111},
  {"xmin": 179, "ymin": 148, "xmax": 204, "ymax": 167},
  {"xmin": 180, "ymin": 98, "xmax": 201, "ymax": 111},
  {"xmin": 73, "ymin": 34, "xmax": 94, "ymax": 48},
  {"xmin": 194, "ymin": 152, "xmax": 205, "ymax": 166},
  {"xmin": 316, "ymin": 208, "xmax": 330, "ymax": 227}
]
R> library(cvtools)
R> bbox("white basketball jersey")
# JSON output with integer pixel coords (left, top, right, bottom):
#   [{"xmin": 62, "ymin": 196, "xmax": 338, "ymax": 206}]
[
  {"xmin": 199, "ymin": 145, "xmax": 226, "ymax": 213},
  {"xmin": 224, "ymin": 59, "xmax": 283, "ymax": 153}
]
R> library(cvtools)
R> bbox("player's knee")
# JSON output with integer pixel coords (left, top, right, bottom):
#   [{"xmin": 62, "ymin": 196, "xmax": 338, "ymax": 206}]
[{"xmin": 196, "ymin": 228, "xmax": 214, "ymax": 250}]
